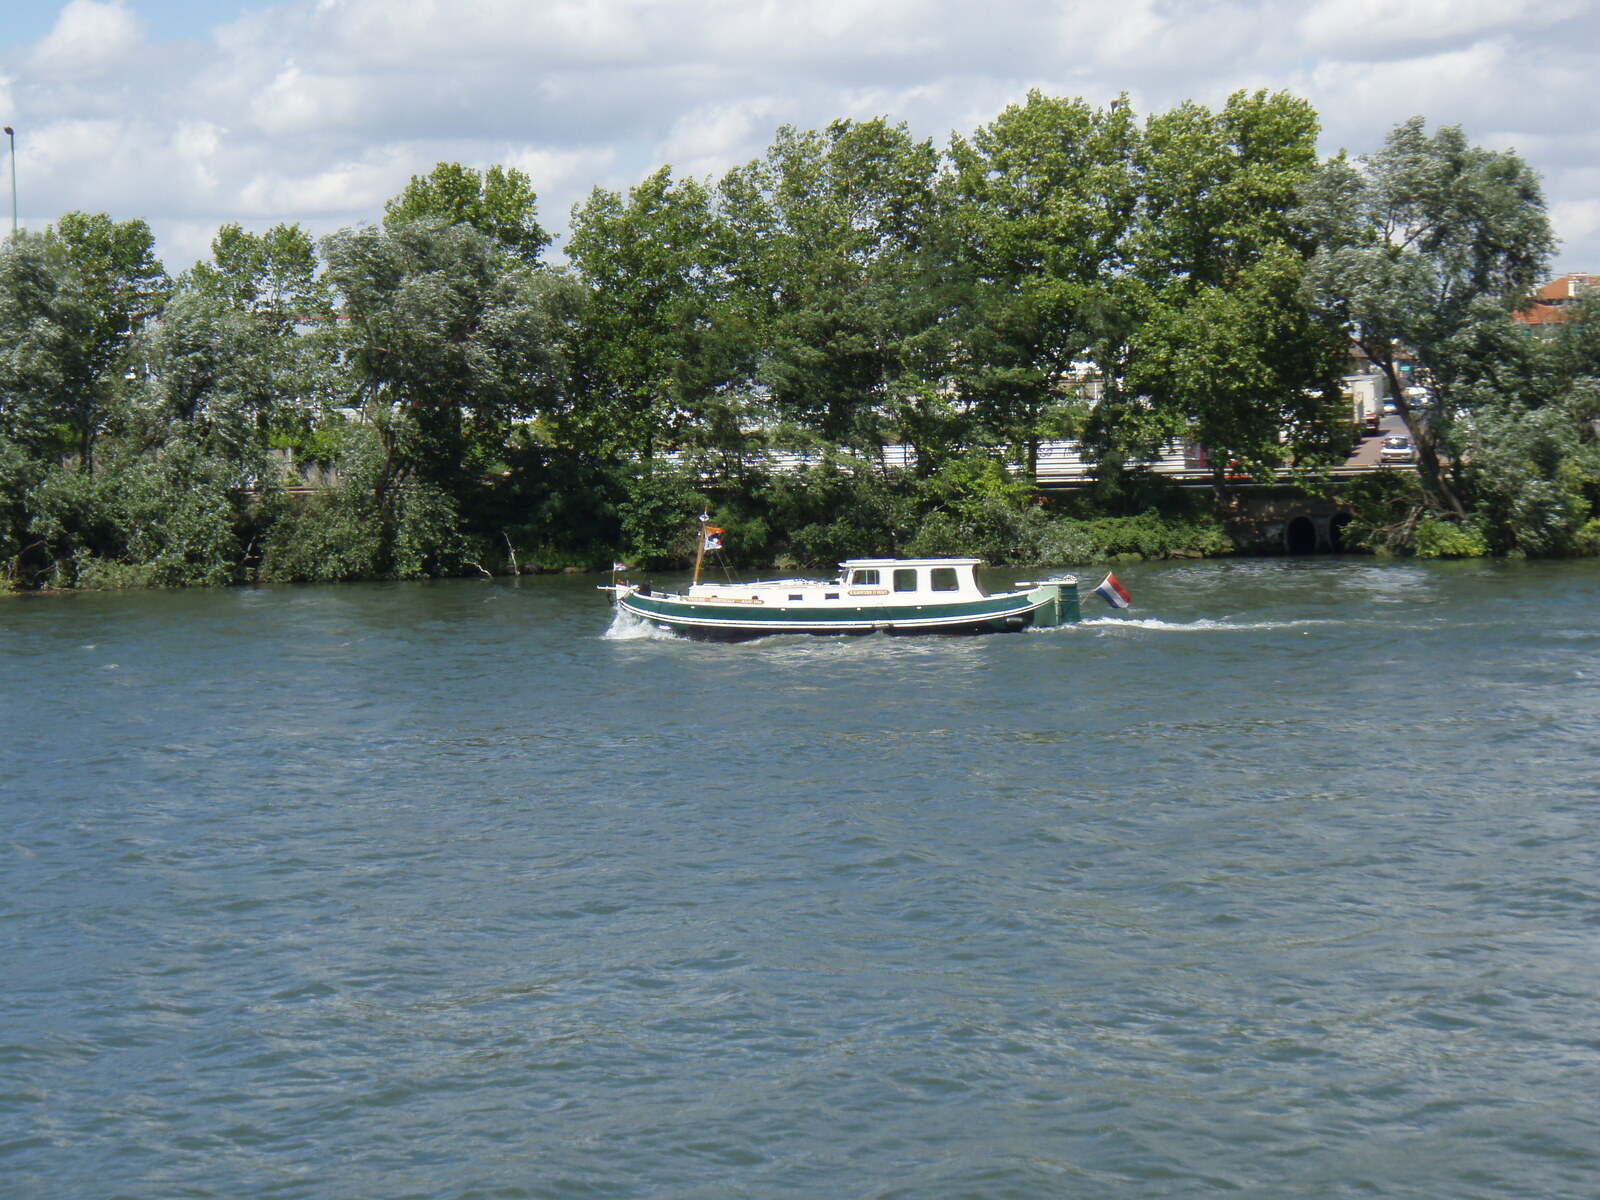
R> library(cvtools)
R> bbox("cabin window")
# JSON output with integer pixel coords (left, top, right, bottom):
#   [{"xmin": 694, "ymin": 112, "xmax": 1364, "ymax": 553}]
[
  {"xmin": 788, "ymin": 594, "xmax": 802, "ymax": 601},
  {"xmin": 825, "ymin": 592, "xmax": 839, "ymax": 600},
  {"xmin": 893, "ymin": 568, "xmax": 918, "ymax": 592},
  {"xmin": 930, "ymin": 567, "xmax": 960, "ymax": 592},
  {"xmin": 850, "ymin": 569, "xmax": 880, "ymax": 586}
]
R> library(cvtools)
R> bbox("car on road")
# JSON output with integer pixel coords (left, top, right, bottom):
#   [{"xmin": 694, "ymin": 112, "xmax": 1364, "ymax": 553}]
[
  {"xmin": 1380, "ymin": 435, "xmax": 1416, "ymax": 463},
  {"xmin": 1382, "ymin": 400, "xmax": 1399, "ymax": 415}
]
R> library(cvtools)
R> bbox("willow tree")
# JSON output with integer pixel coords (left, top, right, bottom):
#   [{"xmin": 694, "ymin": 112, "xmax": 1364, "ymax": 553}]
[
  {"xmin": 1298, "ymin": 117, "xmax": 1555, "ymax": 515},
  {"xmin": 153, "ymin": 222, "xmax": 333, "ymax": 462},
  {"xmin": 321, "ymin": 219, "xmax": 581, "ymax": 504},
  {"xmin": 1450, "ymin": 290, "xmax": 1600, "ymax": 554}
]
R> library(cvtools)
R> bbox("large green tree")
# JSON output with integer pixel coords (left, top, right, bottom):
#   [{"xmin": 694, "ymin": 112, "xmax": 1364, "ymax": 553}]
[
  {"xmin": 568, "ymin": 166, "xmax": 751, "ymax": 467},
  {"xmin": 0, "ymin": 214, "xmax": 168, "ymax": 473},
  {"xmin": 186, "ymin": 222, "xmax": 327, "ymax": 330},
  {"xmin": 720, "ymin": 119, "xmax": 942, "ymax": 458},
  {"xmin": 0, "ymin": 234, "xmax": 80, "ymax": 576},
  {"xmin": 1120, "ymin": 91, "xmax": 1347, "ymax": 493},
  {"xmin": 385, "ymin": 162, "xmax": 550, "ymax": 264},
  {"xmin": 1298, "ymin": 117, "xmax": 1555, "ymax": 515},
  {"xmin": 945, "ymin": 92, "xmax": 1139, "ymax": 477}
]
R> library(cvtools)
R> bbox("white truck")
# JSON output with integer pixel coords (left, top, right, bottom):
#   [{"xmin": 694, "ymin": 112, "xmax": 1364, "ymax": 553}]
[{"xmin": 1344, "ymin": 374, "xmax": 1385, "ymax": 436}]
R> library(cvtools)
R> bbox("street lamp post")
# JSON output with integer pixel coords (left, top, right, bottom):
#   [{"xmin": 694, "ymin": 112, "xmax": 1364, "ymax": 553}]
[{"xmin": 3, "ymin": 126, "xmax": 14, "ymax": 239}]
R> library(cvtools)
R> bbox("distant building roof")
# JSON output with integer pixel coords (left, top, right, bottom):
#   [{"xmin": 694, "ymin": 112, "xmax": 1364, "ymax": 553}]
[
  {"xmin": 1535, "ymin": 275, "xmax": 1600, "ymax": 303},
  {"xmin": 1514, "ymin": 274, "xmax": 1600, "ymax": 326}
]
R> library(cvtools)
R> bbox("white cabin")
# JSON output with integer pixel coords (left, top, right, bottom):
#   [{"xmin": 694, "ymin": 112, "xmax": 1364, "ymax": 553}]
[{"xmin": 684, "ymin": 557, "xmax": 989, "ymax": 607}]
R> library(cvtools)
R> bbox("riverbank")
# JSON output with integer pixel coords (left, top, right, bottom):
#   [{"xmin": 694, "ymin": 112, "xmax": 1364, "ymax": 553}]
[{"xmin": 9, "ymin": 471, "xmax": 1596, "ymax": 595}]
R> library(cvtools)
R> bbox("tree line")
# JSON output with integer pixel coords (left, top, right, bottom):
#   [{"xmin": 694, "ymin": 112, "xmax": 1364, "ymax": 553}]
[{"xmin": 2, "ymin": 91, "xmax": 1597, "ymax": 589}]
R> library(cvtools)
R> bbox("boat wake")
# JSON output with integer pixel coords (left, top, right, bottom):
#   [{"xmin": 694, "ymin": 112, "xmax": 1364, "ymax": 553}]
[
  {"xmin": 1074, "ymin": 616, "xmax": 1344, "ymax": 632},
  {"xmin": 602, "ymin": 607, "xmax": 678, "ymax": 640}
]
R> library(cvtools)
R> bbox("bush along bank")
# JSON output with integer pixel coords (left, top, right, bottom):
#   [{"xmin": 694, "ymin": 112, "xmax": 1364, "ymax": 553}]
[
  {"xmin": 1335, "ymin": 468, "xmax": 1600, "ymax": 560},
  {"xmin": 12, "ymin": 440, "xmax": 1600, "ymax": 593},
  {"xmin": 3, "ymin": 449, "xmax": 1244, "ymax": 591}
]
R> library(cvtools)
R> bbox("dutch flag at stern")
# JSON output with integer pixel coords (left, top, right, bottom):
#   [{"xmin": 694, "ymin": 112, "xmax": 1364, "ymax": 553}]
[{"xmin": 1094, "ymin": 572, "xmax": 1132, "ymax": 609}]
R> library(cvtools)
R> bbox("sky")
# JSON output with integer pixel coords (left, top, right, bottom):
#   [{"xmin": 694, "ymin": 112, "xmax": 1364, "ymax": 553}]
[{"xmin": 1, "ymin": 0, "xmax": 1596, "ymax": 276}]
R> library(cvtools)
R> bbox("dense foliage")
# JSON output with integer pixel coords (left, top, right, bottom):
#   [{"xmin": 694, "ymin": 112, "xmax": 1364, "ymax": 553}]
[{"xmin": 2, "ymin": 100, "xmax": 1595, "ymax": 590}]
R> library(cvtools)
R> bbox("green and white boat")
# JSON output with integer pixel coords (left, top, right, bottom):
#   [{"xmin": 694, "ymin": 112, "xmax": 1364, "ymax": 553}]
[{"xmin": 605, "ymin": 557, "xmax": 1081, "ymax": 640}]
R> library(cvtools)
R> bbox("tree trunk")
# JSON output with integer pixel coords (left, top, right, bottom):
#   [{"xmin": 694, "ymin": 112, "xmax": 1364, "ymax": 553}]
[
  {"xmin": 1210, "ymin": 463, "xmax": 1230, "ymax": 506},
  {"xmin": 1377, "ymin": 360, "xmax": 1465, "ymax": 518}
]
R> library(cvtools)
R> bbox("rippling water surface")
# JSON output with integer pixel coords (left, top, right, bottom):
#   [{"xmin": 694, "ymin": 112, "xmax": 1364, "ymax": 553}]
[{"xmin": 4, "ymin": 559, "xmax": 1599, "ymax": 1198}]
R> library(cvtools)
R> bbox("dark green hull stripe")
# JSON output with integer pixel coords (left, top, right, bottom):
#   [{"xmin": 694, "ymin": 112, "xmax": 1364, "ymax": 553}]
[{"xmin": 620, "ymin": 592, "xmax": 1048, "ymax": 633}]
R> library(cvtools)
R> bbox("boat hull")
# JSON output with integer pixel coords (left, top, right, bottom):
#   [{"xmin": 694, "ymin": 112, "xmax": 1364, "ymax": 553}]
[{"xmin": 616, "ymin": 583, "xmax": 1076, "ymax": 641}]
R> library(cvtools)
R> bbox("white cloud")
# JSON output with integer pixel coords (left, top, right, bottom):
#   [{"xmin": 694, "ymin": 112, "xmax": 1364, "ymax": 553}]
[
  {"xmin": 31, "ymin": 0, "xmax": 145, "ymax": 78},
  {"xmin": 1298, "ymin": 0, "xmax": 1581, "ymax": 57},
  {"xmin": 293, "ymin": 0, "xmax": 655, "ymax": 71},
  {"xmin": 249, "ymin": 61, "xmax": 368, "ymax": 137},
  {"xmin": 1089, "ymin": 1, "xmax": 1174, "ymax": 69},
  {"xmin": 172, "ymin": 120, "xmax": 224, "ymax": 192},
  {"xmin": 158, "ymin": 217, "xmax": 233, "ymax": 276},
  {"xmin": 237, "ymin": 147, "xmax": 409, "ymax": 218},
  {"xmin": 1551, "ymin": 199, "xmax": 1600, "ymax": 265},
  {"xmin": 503, "ymin": 145, "xmax": 618, "ymax": 198},
  {"xmin": 28, "ymin": 117, "xmax": 124, "ymax": 180},
  {"xmin": 0, "ymin": 0, "xmax": 1596, "ymax": 272},
  {"xmin": 658, "ymin": 99, "xmax": 783, "ymax": 170},
  {"xmin": 1306, "ymin": 42, "xmax": 1514, "ymax": 142}
]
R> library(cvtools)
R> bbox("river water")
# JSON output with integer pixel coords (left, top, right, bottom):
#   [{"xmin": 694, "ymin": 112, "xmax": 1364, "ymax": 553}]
[{"xmin": 3, "ymin": 558, "xmax": 1598, "ymax": 1199}]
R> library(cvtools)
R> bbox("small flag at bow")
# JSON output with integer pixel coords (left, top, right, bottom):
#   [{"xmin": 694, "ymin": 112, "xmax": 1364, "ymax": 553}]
[
  {"xmin": 1094, "ymin": 571, "xmax": 1131, "ymax": 609},
  {"xmin": 612, "ymin": 561, "xmax": 627, "ymax": 572},
  {"xmin": 703, "ymin": 525, "xmax": 725, "ymax": 551}
]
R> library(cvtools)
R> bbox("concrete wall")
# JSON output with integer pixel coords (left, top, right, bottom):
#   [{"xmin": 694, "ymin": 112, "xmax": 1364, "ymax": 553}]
[{"xmin": 1223, "ymin": 486, "xmax": 1354, "ymax": 555}]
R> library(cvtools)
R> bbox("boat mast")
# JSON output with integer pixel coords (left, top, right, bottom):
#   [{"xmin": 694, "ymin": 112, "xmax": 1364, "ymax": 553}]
[{"xmin": 692, "ymin": 511, "xmax": 708, "ymax": 587}]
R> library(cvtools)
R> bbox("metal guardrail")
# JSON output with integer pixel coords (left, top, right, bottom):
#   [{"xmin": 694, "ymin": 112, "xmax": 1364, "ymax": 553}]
[
  {"xmin": 250, "ymin": 442, "xmax": 1413, "ymax": 497},
  {"xmin": 1034, "ymin": 463, "xmax": 1412, "ymax": 489}
]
